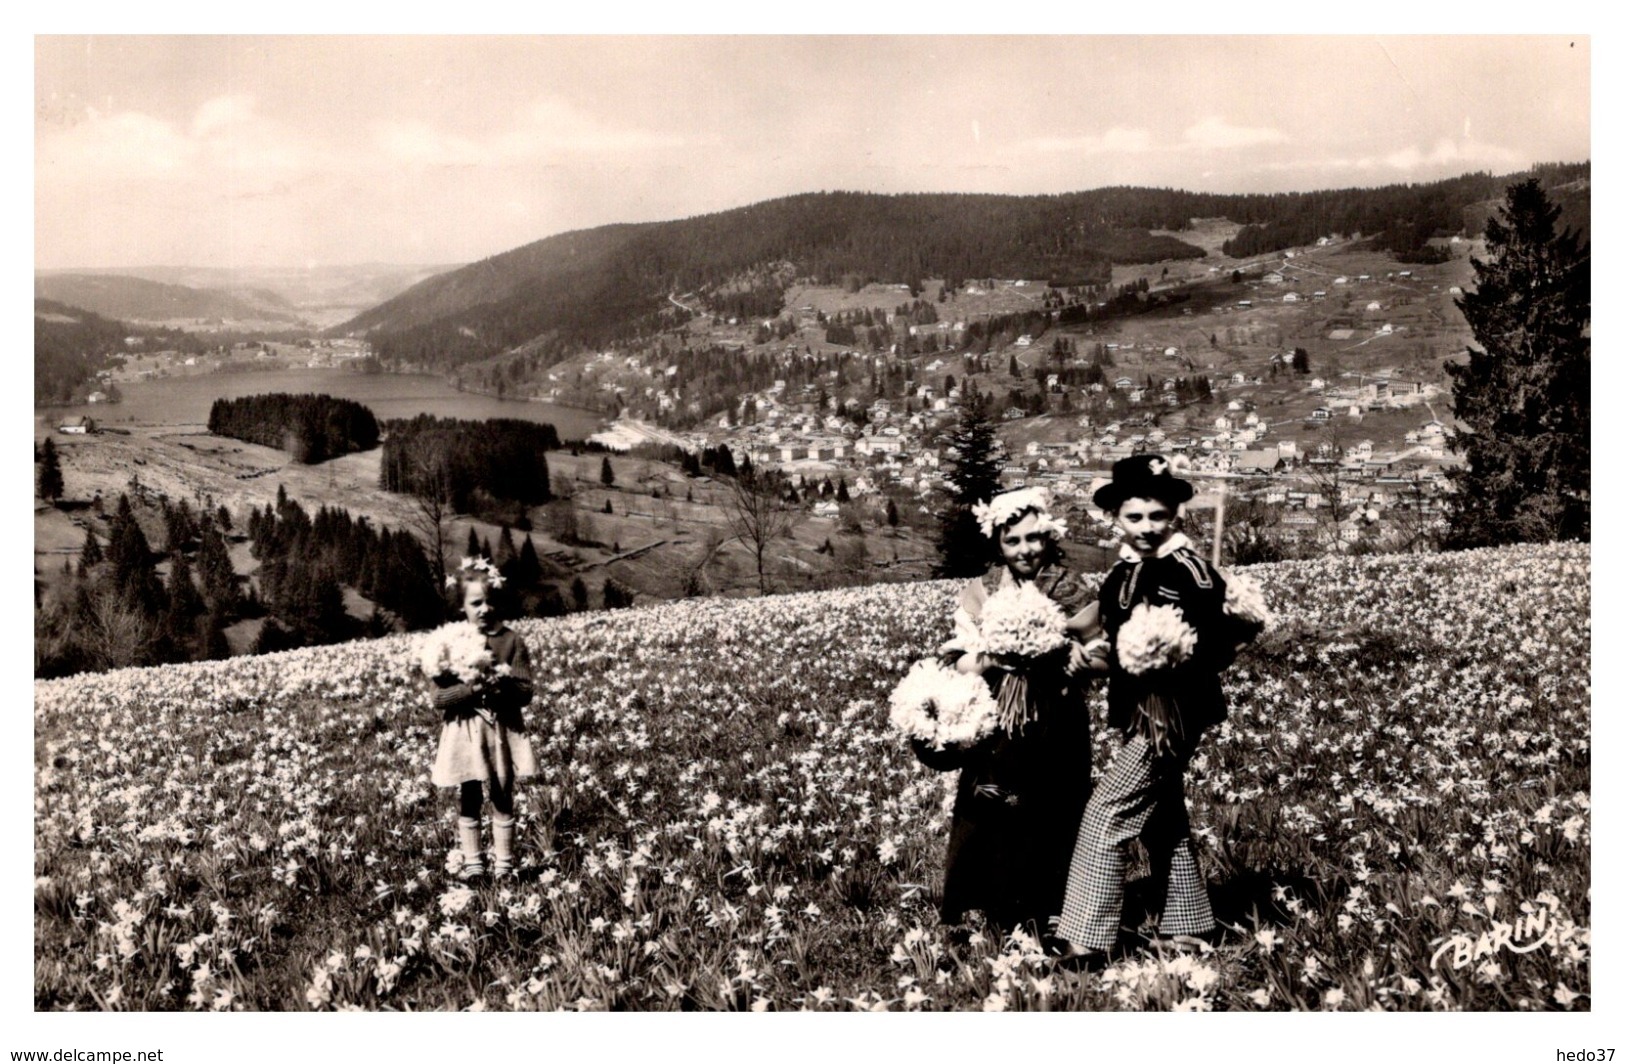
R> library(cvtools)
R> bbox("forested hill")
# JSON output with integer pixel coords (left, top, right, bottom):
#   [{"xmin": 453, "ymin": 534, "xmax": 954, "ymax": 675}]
[
  {"xmin": 35, "ymin": 300, "xmax": 131, "ymax": 405},
  {"xmin": 339, "ymin": 164, "xmax": 1589, "ymax": 372},
  {"xmin": 35, "ymin": 273, "xmax": 307, "ymax": 325}
]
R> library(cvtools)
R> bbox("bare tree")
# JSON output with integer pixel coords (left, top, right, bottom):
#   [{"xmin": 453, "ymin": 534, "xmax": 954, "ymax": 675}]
[
  {"xmin": 405, "ymin": 452, "xmax": 455, "ymax": 587},
  {"xmin": 721, "ymin": 471, "xmax": 795, "ymax": 595},
  {"xmin": 79, "ymin": 585, "xmax": 156, "ymax": 671},
  {"xmin": 1303, "ymin": 424, "xmax": 1358, "ymax": 555},
  {"xmin": 1216, "ymin": 490, "xmax": 1288, "ymax": 565}
]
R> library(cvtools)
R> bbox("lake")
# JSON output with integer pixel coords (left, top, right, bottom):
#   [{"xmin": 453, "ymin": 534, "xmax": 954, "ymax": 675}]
[{"xmin": 41, "ymin": 369, "xmax": 605, "ymax": 440}]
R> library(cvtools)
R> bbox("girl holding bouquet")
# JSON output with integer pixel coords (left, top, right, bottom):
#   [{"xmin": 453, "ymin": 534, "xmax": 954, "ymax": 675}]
[
  {"xmin": 1051, "ymin": 455, "xmax": 1264, "ymax": 965},
  {"xmin": 906, "ymin": 486, "xmax": 1103, "ymax": 936},
  {"xmin": 423, "ymin": 557, "xmax": 539, "ymax": 880}
]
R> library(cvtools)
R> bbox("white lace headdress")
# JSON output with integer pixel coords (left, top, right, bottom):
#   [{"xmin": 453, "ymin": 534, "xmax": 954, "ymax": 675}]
[{"xmin": 971, "ymin": 486, "xmax": 1069, "ymax": 540}]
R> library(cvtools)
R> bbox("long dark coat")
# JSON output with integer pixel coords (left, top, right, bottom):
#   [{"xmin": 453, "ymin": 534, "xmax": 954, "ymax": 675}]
[{"xmin": 911, "ymin": 563, "xmax": 1095, "ymax": 932}]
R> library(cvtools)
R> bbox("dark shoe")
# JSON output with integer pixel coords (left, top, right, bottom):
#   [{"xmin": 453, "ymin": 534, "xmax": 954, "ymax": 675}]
[
  {"xmin": 1140, "ymin": 928, "xmax": 1220, "ymax": 952},
  {"xmin": 1052, "ymin": 945, "xmax": 1111, "ymax": 972}
]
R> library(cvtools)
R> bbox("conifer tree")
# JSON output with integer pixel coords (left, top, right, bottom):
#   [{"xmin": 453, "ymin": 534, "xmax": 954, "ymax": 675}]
[
  {"xmin": 38, "ymin": 437, "xmax": 64, "ymax": 503},
  {"xmin": 77, "ymin": 529, "xmax": 103, "ymax": 577},
  {"xmin": 933, "ymin": 393, "xmax": 1005, "ymax": 577},
  {"xmin": 1446, "ymin": 178, "xmax": 1590, "ymax": 545}
]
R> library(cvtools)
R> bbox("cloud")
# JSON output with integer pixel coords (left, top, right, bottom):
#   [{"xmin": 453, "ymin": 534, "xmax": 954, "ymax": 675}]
[
  {"xmin": 372, "ymin": 121, "xmax": 493, "ymax": 167},
  {"xmin": 1259, "ymin": 136, "xmax": 1523, "ymax": 176},
  {"xmin": 192, "ymin": 94, "xmax": 256, "ymax": 138},
  {"xmin": 1182, "ymin": 117, "xmax": 1288, "ymax": 150},
  {"xmin": 1376, "ymin": 137, "xmax": 1520, "ymax": 171},
  {"xmin": 37, "ymin": 109, "xmax": 196, "ymax": 180},
  {"xmin": 373, "ymin": 97, "xmax": 686, "ymax": 166},
  {"xmin": 1023, "ymin": 127, "xmax": 1154, "ymax": 155},
  {"xmin": 38, "ymin": 96, "xmax": 314, "ymax": 186},
  {"xmin": 1020, "ymin": 119, "xmax": 1286, "ymax": 158}
]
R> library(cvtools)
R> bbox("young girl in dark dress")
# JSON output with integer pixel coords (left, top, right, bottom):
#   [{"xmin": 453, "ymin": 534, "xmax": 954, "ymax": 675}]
[
  {"xmin": 428, "ymin": 560, "xmax": 539, "ymax": 880},
  {"xmin": 912, "ymin": 487, "xmax": 1104, "ymax": 936}
]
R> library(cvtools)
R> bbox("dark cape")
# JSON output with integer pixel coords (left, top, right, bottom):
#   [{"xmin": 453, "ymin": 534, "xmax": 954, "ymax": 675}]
[{"xmin": 912, "ymin": 563, "xmax": 1095, "ymax": 932}]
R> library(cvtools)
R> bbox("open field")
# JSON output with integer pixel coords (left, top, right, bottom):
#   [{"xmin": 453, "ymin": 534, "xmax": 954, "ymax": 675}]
[
  {"xmin": 33, "ymin": 418, "xmax": 936, "ymax": 613},
  {"xmin": 34, "ymin": 542, "xmax": 1589, "ymax": 1010}
]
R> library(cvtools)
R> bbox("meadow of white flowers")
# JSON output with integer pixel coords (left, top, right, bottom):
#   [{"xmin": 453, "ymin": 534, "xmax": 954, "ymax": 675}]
[{"xmin": 33, "ymin": 542, "xmax": 1589, "ymax": 1011}]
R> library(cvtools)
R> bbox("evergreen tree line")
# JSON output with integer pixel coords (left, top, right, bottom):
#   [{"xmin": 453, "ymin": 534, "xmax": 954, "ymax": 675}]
[
  {"xmin": 379, "ymin": 415, "xmax": 558, "ymax": 509},
  {"xmin": 35, "ymin": 494, "xmax": 242, "ymax": 678},
  {"xmin": 247, "ymin": 487, "xmax": 444, "ymax": 646},
  {"xmin": 208, "ymin": 392, "xmax": 381, "ymax": 464},
  {"xmin": 454, "ymin": 524, "xmax": 584, "ymax": 618},
  {"xmin": 622, "ymin": 441, "xmax": 741, "ymax": 479},
  {"xmin": 1218, "ymin": 163, "xmax": 1588, "ymax": 260},
  {"xmin": 34, "ymin": 300, "xmax": 128, "ymax": 405}
]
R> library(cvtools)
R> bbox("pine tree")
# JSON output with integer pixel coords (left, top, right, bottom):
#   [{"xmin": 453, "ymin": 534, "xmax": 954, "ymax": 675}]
[
  {"xmin": 38, "ymin": 437, "xmax": 64, "ymax": 503},
  {"xmin": 196, "ymin": 521, "xmax": 239, "ymax": 613},
  {"xmin": 77, "ymin": 528, "xmax": 103, "ymax": 577},
  {"xmin": 1446, "ymin": 178, "xmax": 1590, "ymax": 546},
  {"xmin": 933, "ymin": 392, "xmax": 1005, "ymax": 577},
  {"xmin": 202, "ymin": 608, "xmax": 233, "ymax": 661},
  {"xmin": 600, "ymin": 455, "xmax": 616, "ymax": 487}
]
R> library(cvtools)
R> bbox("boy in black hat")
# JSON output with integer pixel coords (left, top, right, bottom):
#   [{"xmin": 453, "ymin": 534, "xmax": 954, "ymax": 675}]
[{"xmin": 1050, "ymin": 454, "xmax": 1254, "ymax": 964}]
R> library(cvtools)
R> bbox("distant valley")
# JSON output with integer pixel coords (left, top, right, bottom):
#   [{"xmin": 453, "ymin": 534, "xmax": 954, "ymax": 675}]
[{"xmin": 35, "ymin": 262, "xmax": 457, "ymax": 330}]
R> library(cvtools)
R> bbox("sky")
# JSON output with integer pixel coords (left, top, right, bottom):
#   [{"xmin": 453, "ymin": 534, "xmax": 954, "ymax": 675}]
[{"xmin": 33, "ymin": 35, "xmax": 1591, "ymax": 271}]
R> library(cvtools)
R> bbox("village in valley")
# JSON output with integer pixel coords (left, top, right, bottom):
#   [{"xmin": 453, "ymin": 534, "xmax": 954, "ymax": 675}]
[{"xmin": 565, "ymin": 239, "xmax": 1474, "ymax": 558}]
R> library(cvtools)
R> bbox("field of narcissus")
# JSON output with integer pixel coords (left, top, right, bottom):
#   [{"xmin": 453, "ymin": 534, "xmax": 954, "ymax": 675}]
[{"xmin": 33, "ymin": 542, "xmax": 1590, "ymax": 1011}]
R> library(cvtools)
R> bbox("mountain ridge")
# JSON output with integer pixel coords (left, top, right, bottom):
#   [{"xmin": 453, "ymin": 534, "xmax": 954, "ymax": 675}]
[{"xmin": 339, "ymin": 165, "xmax": 1589, "ymax": 371}]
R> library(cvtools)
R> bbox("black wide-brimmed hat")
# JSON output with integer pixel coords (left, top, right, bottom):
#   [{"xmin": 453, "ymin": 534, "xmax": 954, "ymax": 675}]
[{"xmin": 1092, "ymin": 454, "xmax": 1195, "ymax": 512}]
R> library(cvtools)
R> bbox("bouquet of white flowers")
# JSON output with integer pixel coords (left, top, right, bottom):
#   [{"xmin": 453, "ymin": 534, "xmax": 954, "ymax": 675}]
[
  {"xmin": 977, "ymin": 582, "xmax": 1070, "ymax": 663},
  {"xmin": 1222, "ymin": 569, "xmax": 1275, "ymax": 631},
  {"xmin": 417, "ymin": 621, "xmax": 495, "ymax": 687},
  {"xmin": 888, "ymin": 659, "xmax": 999, "ymax": 751},
  {"xmin": 1116, "ymin": 603, "xmax": 1199, "ymax": 676}
]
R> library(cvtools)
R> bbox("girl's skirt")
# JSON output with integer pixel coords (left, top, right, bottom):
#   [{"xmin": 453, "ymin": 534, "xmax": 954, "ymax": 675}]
[{"xmin": 431, "ymin": 714, "xmax": 539, "ymax": 792}]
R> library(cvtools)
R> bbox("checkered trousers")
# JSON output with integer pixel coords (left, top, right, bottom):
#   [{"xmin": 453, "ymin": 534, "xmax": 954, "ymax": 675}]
[{"xmin": 1055, "ymin": 733, "xmax": 1214, "ymax": 951}]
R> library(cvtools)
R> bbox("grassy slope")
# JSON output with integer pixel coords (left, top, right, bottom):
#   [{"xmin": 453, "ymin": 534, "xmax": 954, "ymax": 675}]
[{"xmin": 34, "ymin": 542, "xmax": 1590, "ymax": 1011}]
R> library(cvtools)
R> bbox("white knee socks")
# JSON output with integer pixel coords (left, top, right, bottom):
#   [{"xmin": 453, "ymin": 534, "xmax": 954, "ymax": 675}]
[
  {"xmin": 491, "ymin": 815, "xmax": 516, "ymax": 877},
  {"xmin": 457, "ymin": 816, "xmax": 484, "ymax": 878}
]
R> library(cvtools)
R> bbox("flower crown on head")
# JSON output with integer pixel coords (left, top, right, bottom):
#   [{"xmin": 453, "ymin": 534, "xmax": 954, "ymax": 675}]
[
  {"xmin": 444, "ymin": 555, "xmax": 506, "ymax": 591},
  {"xmin": 971, "ymin": 486, "xmax": 1069, "ymax": 540}
]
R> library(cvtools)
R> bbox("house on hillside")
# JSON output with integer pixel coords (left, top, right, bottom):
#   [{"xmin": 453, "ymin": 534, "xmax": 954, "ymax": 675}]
[
  {"xmin": 1237, "ymin": 449, "xmax": 1284, "ymax": 475},
  {"xmin": 57, "ymin": 415, "xmax": 94, "ymax": 434}
]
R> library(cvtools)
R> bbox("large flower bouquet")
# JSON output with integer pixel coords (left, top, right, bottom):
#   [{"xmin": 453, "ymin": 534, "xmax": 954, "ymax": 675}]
[
  {"xmin": 976, "ymin": 582, "xmax": 1070, "ymax": 664},
  {"xmin": 888, "ymin": 659, "xmax": 999, "ymax": 751},
  {"xmin": 1116, "ymin": 603, "xmax": 1199, "ymax": 676},
  {"xmin": 416, "ymin": 621, "xmax": 496, "ymax": 688},
  {"xmin": 1221, "ymin": 569, "xmax": 1275, "ymax": 650},
  {"xmin": 1115, "ymin": 603, "xmax": 1201, "ymax": 753}
]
